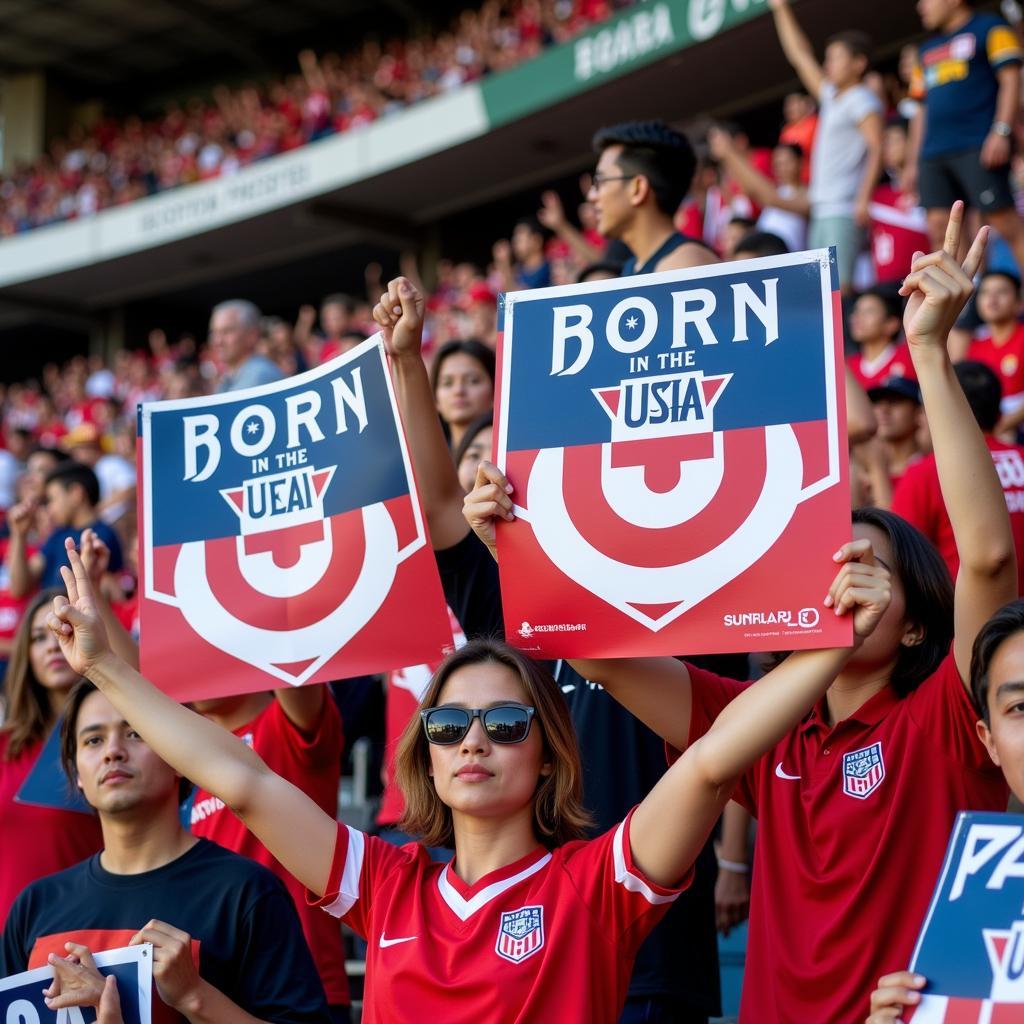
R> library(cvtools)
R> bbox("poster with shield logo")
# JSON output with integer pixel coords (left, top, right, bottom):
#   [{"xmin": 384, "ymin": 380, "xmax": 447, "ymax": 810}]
[
  {"xmin": 139, "ymin": 337, "xmax": 453, "ymax": 701},
  {"xmin": 908, "ymin": 811, "xmax": 1024, "ymax": 1020},
  {"xmin": 495, "ymin": 249, "xmax": 851, "ymax": 658}
]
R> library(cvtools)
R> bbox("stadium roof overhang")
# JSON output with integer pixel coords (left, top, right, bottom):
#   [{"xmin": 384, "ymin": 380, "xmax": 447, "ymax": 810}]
[{"xmin": 0, "ymin": 0, "xmax": 923, "ymax": 334}]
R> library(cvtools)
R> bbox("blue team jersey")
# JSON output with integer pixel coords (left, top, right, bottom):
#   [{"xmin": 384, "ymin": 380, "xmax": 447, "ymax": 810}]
[{"xmin": 913, "ymin": 13, "xmax": 1022, "ymax": 158}]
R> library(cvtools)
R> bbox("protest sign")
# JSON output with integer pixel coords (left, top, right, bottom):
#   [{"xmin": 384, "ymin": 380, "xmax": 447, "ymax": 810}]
[
  {"xmin": 908, "ymin": 811, "xmax": 1024, "ymax": 1020},
  {"xmin": 495, "ymin": 249, "xmax": 851, "ymax": 657},
  {"xmin": 139, "ymin": 338, "xmax": 453, "ymax": 700},
  {"xmin": 0, "ymin": 944, "xmax": 151, "ymax": 1024}
]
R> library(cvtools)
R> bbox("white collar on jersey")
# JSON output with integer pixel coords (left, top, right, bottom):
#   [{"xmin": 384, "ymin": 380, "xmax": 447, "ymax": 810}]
[{"xmin": 437, "ymin": 852, "xmax": 552, "ymax": 922}]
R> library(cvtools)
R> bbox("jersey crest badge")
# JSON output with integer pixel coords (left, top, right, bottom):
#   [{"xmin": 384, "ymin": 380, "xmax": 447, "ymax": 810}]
[
  {"xmin": 495, "ymin": 905, "xmax": 545, "ymax": 964},
  {"xmin": 842, "ymin": 741, "xmax": 885, "ymax": 800}
]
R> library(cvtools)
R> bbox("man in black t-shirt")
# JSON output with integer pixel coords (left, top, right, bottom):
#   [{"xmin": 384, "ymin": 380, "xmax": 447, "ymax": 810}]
[{"xmin": 0, "ymin": 681, "xmax": 329, "ymax": 1024}]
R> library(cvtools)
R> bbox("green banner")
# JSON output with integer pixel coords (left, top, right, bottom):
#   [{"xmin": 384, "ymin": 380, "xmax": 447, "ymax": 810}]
[{"xmin": 481, "ymin": 0, "xmax": 768, "ymax": 127}]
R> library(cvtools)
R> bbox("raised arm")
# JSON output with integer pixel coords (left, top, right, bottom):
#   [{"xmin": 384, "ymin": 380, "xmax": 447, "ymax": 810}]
[
  {"xmin": 854, "ymin": 111, "xmax": 884, "ymax": 227},
  {"xmin": 48, "ymin": 542, "xmax": 338, "ymax": 896},
  {"xmin": 374, "ymin": 277, "xmax": 470, "ymax": 550},
  {"xmin": 845, "ymin": 366, "xmax": 878, "ymax": 445},
  {"xmin": 6, "ymin": 501, "xmax": 42, "ymax": 599},
  {"xmin": 767, "ymin": 0, "xmax": 825, "ymax": 98},
  {"xmin": 898, "ymin": 205, "xmax": 1018, "ymax": 681},
  {"xmin": 629, "ymin": 540, "xmax": 891, "ymax": 888},
  {"xmin": 708, "ymin": 129, "xmax": 811, "ymax": 216}
]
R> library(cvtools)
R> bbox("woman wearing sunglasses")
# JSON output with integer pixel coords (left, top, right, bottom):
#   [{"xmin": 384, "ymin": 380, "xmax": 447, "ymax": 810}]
[{"xmin": 45, "ymin": 536, "xmax": 889, "ymax": 1024}]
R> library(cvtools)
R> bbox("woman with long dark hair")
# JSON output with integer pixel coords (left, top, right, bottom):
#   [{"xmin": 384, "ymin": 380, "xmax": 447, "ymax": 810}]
[{"xmin": 0, "ymin": 587, "xmax": 102, "ymax": 926}]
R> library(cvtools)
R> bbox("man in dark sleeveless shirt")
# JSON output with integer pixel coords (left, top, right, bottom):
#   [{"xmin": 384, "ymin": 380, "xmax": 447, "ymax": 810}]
[{"xmin": 589, "ymin": 120, "xmax": 719, "ymax": 275}]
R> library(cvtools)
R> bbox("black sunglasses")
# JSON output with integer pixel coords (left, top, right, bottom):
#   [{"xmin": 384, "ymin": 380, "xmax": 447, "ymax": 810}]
[{"xmin": 420, "ymin": 703, "xmax": 536, "ymax": 745}]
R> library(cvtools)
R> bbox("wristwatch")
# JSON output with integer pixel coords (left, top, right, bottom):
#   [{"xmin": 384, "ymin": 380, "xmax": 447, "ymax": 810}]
[{"xmin": 993, "ymin": 121, "xmax": 1014, "ymax": 137}]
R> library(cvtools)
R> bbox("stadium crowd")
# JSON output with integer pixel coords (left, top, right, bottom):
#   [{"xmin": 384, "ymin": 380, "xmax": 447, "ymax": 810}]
[
  {"xmin": 0, "ymin": 0, "xmax": 627, "ymax": 236},
  {"xmin": 3, "ymin": 0, "xmax": 1024, "ymax": 1022}
]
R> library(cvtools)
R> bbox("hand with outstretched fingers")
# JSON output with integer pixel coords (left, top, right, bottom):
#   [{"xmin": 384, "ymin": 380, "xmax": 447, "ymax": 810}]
[{"xmin": 899, "ymin": 202, "xmax": 988, "ymax": 353}]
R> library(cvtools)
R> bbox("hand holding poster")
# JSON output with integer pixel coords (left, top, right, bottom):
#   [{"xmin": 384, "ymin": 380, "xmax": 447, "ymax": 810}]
[
  {"xmin": 139, "ymin": 338, "xmax": 453, "ymax": 701},
  {"xmin": 908, "ymin": 811, "xmax": 1024, "ymax": 1020},
  {"xmin": 495, "ymin": 249, "xmax": 851, "ymax": 658},
  {"xmin": 0, "ymin": 945, "xmax": 151, "ymax": 1024}
]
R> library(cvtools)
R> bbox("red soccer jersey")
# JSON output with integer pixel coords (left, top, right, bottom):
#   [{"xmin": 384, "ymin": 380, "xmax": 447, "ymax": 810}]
[
  {"xmin": 968, "ymin": 323, "xmax": 1024, "ymax": 413},
  {"xmin": 870, "ymin": 184, "xmax": 930, "ymax": 284},
  {"xmin": 190, "ymin": 698, "xmax": 350, "ymax": 1007},
  {"xmin": 310, "ymin": 811, "xmax": 687, "ymax": 1023},
  {"xmin": 893, "ymin": 435, "xmax": 1024, "ymax": 594},
  {"xmin": 0, "ymin": 734, "xmax": 104, "ymax": 929},
  {"xmin": 847, "ymin": 341, "xmax": 917, "ymax": 391},
  {"xmin": 684, "ymin": 655, "xmax": 1007, "ymax": 1024}
]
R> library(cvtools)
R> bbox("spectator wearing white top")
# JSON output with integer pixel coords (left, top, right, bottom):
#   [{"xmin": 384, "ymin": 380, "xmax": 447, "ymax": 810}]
[{"xmin": 769, "ymin": 0, "xmax": 884, "ymax": 294}]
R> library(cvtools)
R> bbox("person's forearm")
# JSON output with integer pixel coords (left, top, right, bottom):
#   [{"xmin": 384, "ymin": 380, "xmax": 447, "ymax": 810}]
[
  {"xmin": 179, "ymin": 979, "xmax": 271, "ymax": 1024},
  {"xmin": 696, "ymin": 647, "xmax": 849, "ymax": 784},
  {"xmin": 856, "ymin": 139, "xmax": 884, "ymax": 211},
  {"xmin": 846, "ymin": 368, "xmax": 878, "ymax": 444},
  {"xmin": 97, "ymin": 596, "xmax": 139, "ymax": 670},
  {"xmin": 996, "ymin": 67, "xmax": 1020, "ymax": 127},
  {"xmin": 390, "ymin": 350, "xmax": 468, "ymax": 547},
  {"xmin": 996, "ymin": 401, "xmax": 1024, "ymax": 436},
  {"xmin": 906, "ymin": 109, "xmax": 924, "ymax": 178},
  {"xmin": 568, "ymin": 656, "xmax": 693, "ymax": 749},
  {"xmin": 718, "ymin": 800, "xmax": 752, "ymax": 862},
  {"xmin": 720, "ymin": 151, "xmax": 782, "ymax": 210},
  {"xmin": 914, "ymin": 348, "xmax": 1014, "ymax": 574},
  {"xmin": 86, "ymin": 653, "xmax": 270, "ymax": 814},
  {"xmin": 554, "ymin": 221, "xmax": 603, "ymax": 264},
  {"xmin": 7, "ymin": 535, "xmax": 31, "ymax": 599},
  {"xmin": 771, "ymin": 2, "xmax": 813, "ymax": 71}
]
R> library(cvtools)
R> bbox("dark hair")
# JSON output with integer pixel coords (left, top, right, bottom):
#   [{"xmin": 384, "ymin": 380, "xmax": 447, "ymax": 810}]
[
  {"xmin": 577, "ymin": 261, "xmax": 623, "ymax": 283},
  {"xmin": 394, "ymin": 639, "xmax": 591, "ymax": 849},
  {"xmin": 452, "ymin": 412, "xmax": 494, "ymax": 470},
  {"xmin": 955, "ymin": 360, "xmax": 1003, "ymax": 433},
  {"xmin": 734, "ymin": 231, "xmax": 790, "ymax": 259},
  {"xmin": 852, "ymin": 507, "xmax": 953, "ymax": 696},
  {"xmin": 1, "ymin": 589, "xmax": 74, "ymax": 760},
  {"xmin": 971, "ymin": 600, "xmax": 1024, "ymax": 721},
  {"xmin": 826, "ymin": 29, "xmax": 873, "ymax": 67},
  {"xmin": 44, "ymin": 461, "xmax": 100, "ymax": 508},
  {"xmin": 429, "ymin": 340, "xmax": 496, "ymax": 398},
  {"xmin": 514, "ymin": 216, "xmax": 549, "ymax": 240},
  {"xmin": 775, "ymin": 141, "xmax": 804, "ymax": 160},
  {"xmin": 980, "ymin": 269, "xmax": 1022, "ymax": 295},
  {"xmin": 592, "ymin": 120, "xmax": 697, "ymax": 217},
  {"xmin": 321, "ymin": 292, "xmax": 355, "ymax": 312},
  {"xmin": 856, "ymin": 287, "xmax": 904, "ymax": 337},
  {"xmin": 60, "ymin": 680, "xmax": 193, "ymax": 805},
  {"xmin": 728, "ymin": 215, "xmax": 757, "ymax": 232}
]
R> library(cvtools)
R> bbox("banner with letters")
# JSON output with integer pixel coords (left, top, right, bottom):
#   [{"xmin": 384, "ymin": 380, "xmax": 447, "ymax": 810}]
[
  {"xmin": 139, "ymin": 338, "xmax": 453, "ymax": 700},
  {"xmin": 495, "ymin": 249, "xmax": 851, "ymax": 657},
  {"xmin": 909, "ymin": 811, "xmax": 1024, "ymax": 1020},
  {"xmin": 0, "ymin": 945, "xmax": 152, "ymax": 1024}
]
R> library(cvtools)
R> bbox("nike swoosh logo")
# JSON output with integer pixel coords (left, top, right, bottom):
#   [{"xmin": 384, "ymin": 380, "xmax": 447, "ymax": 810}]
[
  {"xmin": 380, "ymin": 934, "xmax": 417, "ymax": 948},
  {"xmin": 774, "ymin": 762, "xmax": 801, "ymax": 781}
]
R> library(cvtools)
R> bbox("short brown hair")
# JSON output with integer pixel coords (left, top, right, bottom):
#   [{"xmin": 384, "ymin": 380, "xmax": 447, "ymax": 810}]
[
  {"xmin": 394, "ymin": 639, "xmax": 591, "ymax": 849},
  {"xmin": 60, "ymin": 680, "xmax": 192, "ymax": 805}
]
